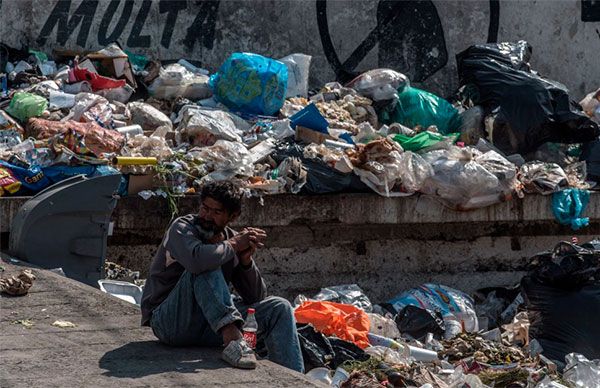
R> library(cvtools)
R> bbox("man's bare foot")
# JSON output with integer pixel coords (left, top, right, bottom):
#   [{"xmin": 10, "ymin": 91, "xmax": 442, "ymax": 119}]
[{"xmin": 221, "ymin": 323, "xmax": 243, "ymax": 346}]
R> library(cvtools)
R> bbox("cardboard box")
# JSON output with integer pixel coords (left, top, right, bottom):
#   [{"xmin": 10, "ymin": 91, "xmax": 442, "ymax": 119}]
[
  {"xmin": 127, "ymin": 174, "xmax": 157, "ymax": 196},
  {"xmin": 295, "ymin": 125, "xmax": 335, "ymax": 145}
]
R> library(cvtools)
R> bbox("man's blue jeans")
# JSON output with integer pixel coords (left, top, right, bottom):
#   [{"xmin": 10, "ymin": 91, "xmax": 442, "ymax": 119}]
[{"xmin": 149, "ymin": 269, "xmax": 304, "ymax": 373}]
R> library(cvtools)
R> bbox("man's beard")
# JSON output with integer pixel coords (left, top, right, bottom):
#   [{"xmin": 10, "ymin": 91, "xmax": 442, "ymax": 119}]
[{"xmin": 197, "ymin": 218, "xmax": 225, "ymax": 238}]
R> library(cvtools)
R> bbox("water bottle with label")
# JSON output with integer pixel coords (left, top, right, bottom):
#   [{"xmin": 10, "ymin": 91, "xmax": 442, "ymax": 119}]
[{"xmin": 242, "ymin": 308, "xmax": 258, "ymax": 349}]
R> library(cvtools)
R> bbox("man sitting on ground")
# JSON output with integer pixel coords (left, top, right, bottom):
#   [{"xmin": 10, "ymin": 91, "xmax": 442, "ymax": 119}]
[{"xmin": 140, "ymin": 181, "xmax": 303, "ymax": 371}]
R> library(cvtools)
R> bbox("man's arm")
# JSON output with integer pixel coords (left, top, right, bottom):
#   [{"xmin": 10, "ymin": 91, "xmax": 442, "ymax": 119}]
[
  {"xmin": 164, "ymin": 218, "xmax": 236, "ymax": 274},
  {"xmin": 231, "ymin": 258, "xmax": 267, "ymax": 305}
]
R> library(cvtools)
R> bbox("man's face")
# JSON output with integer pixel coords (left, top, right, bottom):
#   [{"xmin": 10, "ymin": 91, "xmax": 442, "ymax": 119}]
[{"xmin": 198, "ymin": 197, "xmax": 237, "ymax": 234}]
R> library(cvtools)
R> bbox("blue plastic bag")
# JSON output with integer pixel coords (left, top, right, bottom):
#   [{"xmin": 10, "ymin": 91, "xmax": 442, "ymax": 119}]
[
  {"xmin": 0, "ymin": 160, "xmax": 51, "ymax": 195},
  {"xmin": 552, "ymin": 189, "xmax": 590, "ymax": 230},
  {"xmin": 209, "ymin": 53, "xmax": 288, "ymax": 116}
]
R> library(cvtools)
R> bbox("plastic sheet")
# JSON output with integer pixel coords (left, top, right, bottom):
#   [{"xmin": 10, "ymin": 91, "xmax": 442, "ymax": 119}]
[
  {"xmin": 563, "ymin": 353, "xmax": 600, "ymax": 388},
  {"xmin": 209, "ymin": 52, "xmax": 288, "ymax": 116},
  {"xmin": 312, "ymin": 284, "xmax": 373, "ymax": 312}
]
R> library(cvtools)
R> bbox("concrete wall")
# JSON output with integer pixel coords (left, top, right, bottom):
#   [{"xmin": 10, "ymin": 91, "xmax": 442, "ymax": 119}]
[
  {"xmin": 0, "ymin": 0, "xmax": 598, "ymax": 97},
  {"xmin": 2, "ymin": 194, "xmax": 599, "ymax": 303}
]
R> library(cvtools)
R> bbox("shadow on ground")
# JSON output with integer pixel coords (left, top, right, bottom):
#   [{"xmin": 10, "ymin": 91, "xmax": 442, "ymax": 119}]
[{"xmin": 99, "ymin": 340, "xmax": 226, "ymax": 378}]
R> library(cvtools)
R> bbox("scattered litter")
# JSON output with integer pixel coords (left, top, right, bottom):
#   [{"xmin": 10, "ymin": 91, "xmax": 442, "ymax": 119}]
[
  {"xmin": 52, "ymin": 320, "xmax": 77, "ymax": 328},
  {"xmin": 0, "ymin": 269, "xmax": 36, "ymax": 296}
]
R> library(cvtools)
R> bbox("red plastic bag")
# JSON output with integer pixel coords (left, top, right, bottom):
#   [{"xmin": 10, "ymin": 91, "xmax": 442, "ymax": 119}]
[
  {"xmin": 294, "ymin": 301, "xmax": 370, "ymax": 349},
  {"xmin": 70, "ymin": 66, "xmax": 126, "ymax": 92}
]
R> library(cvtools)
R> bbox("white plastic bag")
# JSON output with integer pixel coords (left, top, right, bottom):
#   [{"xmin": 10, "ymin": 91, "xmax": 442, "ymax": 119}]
[
  {"xmin": 177, "ymin": 106, "xmax": 246, "ymax": 147},
  {"xmin": 347, "ymin": 69, "xmax": 408, "ymax": 101},
  {"xmin": 279, "ymin": 53, "xmax": 311, "ymax": 98}
]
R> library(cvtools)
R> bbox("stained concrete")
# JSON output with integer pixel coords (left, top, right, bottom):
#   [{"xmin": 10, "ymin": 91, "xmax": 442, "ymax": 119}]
[
  {"xmin": 2, "ymin": 193, "xmax": 599, "ymax": 303},
  {"xmin": 0, "ymin": 254, "xmax": 322, "ymax": 387}
]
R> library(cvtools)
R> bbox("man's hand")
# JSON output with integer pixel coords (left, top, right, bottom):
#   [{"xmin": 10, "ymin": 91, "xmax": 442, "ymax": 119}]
[
  {"xmin": 227, "ymin": 228, "xmax": 267, "ymax": 254},
  {"xmin": 237, "ymin": 242, "xmax": 257, "ymax": 267}
]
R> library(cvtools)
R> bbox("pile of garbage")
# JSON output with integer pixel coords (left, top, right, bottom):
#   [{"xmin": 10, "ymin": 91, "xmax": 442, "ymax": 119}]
[
  {"xmin": 294, "ymin": 239, "xmax": 600, "ymax": 387},
  {"xmin": 0, "ymin": 41, "xmax": 598, "ymax": 214}
]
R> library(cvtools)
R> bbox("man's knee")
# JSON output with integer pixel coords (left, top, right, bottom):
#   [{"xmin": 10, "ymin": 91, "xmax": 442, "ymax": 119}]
[{"xmin": 263, "ymin": 296, "xmax": 293, "ymax": 316}]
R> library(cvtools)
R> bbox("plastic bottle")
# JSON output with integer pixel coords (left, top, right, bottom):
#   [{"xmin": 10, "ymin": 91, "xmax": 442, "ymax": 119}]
[{"xmin": 242, "ymin": 308, "xmax": 258, "ymax": 349}]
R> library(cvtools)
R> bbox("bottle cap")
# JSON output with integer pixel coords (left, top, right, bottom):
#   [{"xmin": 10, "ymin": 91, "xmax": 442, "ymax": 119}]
[{"xmin": 247, "ymin": 308, "xmax": 256, "ymax": 314}]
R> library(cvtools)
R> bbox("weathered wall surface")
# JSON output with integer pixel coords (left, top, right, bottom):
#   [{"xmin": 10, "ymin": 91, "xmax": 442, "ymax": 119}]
[
  {"xmin": 3, "ymin": 194, "xmax": 599, "ymax": 302},
  {"xmin": 0, "ymin": 0, "xmax": 598, "ymax": 97}
]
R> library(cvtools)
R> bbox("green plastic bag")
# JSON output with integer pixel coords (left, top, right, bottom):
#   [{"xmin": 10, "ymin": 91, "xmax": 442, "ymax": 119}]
[
  {"xmin": 392, "ymin": 131, "xmax": 458, "ymax": 152},
  {"xmin": 5, "ymin": 92, "xmax": 48, "ymax": 122},
  {"xmin": 382, "ymin": 86, "xmax": 461, "ymax": 135}
]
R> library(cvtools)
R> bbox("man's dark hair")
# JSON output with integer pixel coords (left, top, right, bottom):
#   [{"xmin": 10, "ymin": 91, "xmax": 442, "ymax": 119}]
[{"xmin": 200, "ymin": 181, "xmax": 243, "ymax": 215}]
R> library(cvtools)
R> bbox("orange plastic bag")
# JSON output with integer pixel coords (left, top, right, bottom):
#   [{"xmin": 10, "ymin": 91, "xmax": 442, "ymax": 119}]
[{"xmin": 294, "ymin": 301, "xmax": 370, "ymax": 349}]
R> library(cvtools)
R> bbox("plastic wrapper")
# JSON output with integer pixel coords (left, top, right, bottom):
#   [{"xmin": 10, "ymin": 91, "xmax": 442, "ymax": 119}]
[
  {"xmin": 518, "ymin": 162, "xmax": 568, "ymax": 195},
  {"xmin": 0, "ymin": 160, "xmax": 50, "ymax": 195},
  {"xmin": 128, "ymin": 101, "xmax": 173, "ymax": 132},
  {"xmin": 27, "ymin": 118, "xmax": 125, "ymax": 156},
  {"xmin": 190, "ymin": 140, "xmax": 253, "ymax": 182},
  {"xmin": 27, "ymin": 80, "xmax": 60, "ymax": 98},
  {"xmin": 381, "ymin": 85, "xmax": 461, "ymax": 135},
  {"xmin": 457, "ymin": 41, "xmax": 599, "ymax": 154},
  {"xmin": 552, "ymin": 188, "xmax": 590, "ymax": 230},
  {"xmin": 176, "ymin": 106, "xmax": 246, "ymax": 147},
  {"xmin": 209, "ymin": 52, "xmax": 288, "ymax": 116},
  {"xmin": 563, "ymin": 353, "xmax": 600, "ymax": 388},
  {"xmin": 346, "ymin": 69, "xmax": 408, "ymax": 102},
  {"xmin": 312, "ymin": 284, "xmax": 373, "ymax": 312},
  {"xmin": 387, "ymin": 283, "xmax": 479, "ymax": 335},
  {"xmin": 48, "ymin": 90, "xmax": 76, "ymax": 110},
  {"xmin": 5, "ymin": 92, "xmax": 48, "ymax": 122},
  {"xmin": 279, "ymin": 53, "xmax": 311, "ymax": 98},
  {"xmin": 364, "ymin": 346, "xmax": 410, "ymax": 365},
  {"xmin": 148, "ymin": 63, "xmax": 211, "ymax": 100},
  {"xmin": 367, "ymin": 313, "xmax": 401, "ymax": 339}
]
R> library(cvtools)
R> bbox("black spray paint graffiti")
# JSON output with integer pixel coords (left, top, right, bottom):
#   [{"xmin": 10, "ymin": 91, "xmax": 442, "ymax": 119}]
[
  {"xmin": 316, "ymin": 0, "xmax": 500, "ymax": 84},
  {"xmin": 36, "ymin": 0, "xmax": 220, "ymax": 50}
]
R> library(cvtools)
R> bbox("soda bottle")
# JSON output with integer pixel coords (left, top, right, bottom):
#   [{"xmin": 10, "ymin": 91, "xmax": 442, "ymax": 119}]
[{"xmin": 242, "ymin": 308, "xmax": 258, "ymax": 349}]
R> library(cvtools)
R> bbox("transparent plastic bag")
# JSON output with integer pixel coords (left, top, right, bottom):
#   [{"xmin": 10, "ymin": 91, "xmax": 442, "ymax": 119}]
[
  {"xmin": 191, "ymin": 140, "xmax": 253, "ymax": 182},
  {"xmin": 398, "ymin": 151, "xmax": 434, "ymax": 193},
  {"xmin": 279, "ymin": 53, "xmax": 311, "ymax": 98},
  {"xmin": 563, "ymin": 353, "xmax": 600, "ymax": 388},
  {"xmin": 177, "ymin": 106, "xmax": 246, "ymax": 147},
  {"xmin": 312, "ymin": 284, "xmax": 373, "ymax": 312},
  {"xmin": 347, "ymin": 69, "xmax": 408, "ymax": 102}
]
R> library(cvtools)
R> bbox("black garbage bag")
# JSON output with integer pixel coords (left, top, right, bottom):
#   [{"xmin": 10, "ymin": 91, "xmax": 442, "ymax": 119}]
[
  {"xmin": 394, "ymin": 305, "xmax": 445, "ymax": 341},
  {"xmin": 580, "ymin": 137, "xmax": 600, "ymax": 183},
  {"xmin": 273, "ymin": 141, "xmax": 369, "ymax": 194},
  {"xmin": 297, "ymin": 324, "xmax": 369, "ymax": 371},
  {"xmin": 456, "ymin": 41, "xmax": 599, "ymax": 155},
  {"xmin": 521, "ymin": 240, "xmax": 600, "ymax": 368}
]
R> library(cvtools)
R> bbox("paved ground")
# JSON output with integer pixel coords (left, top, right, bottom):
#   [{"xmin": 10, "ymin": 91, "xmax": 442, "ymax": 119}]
[{"xmin": 0, "ymin": 255, "xmax": 322, "ymax": 387}]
